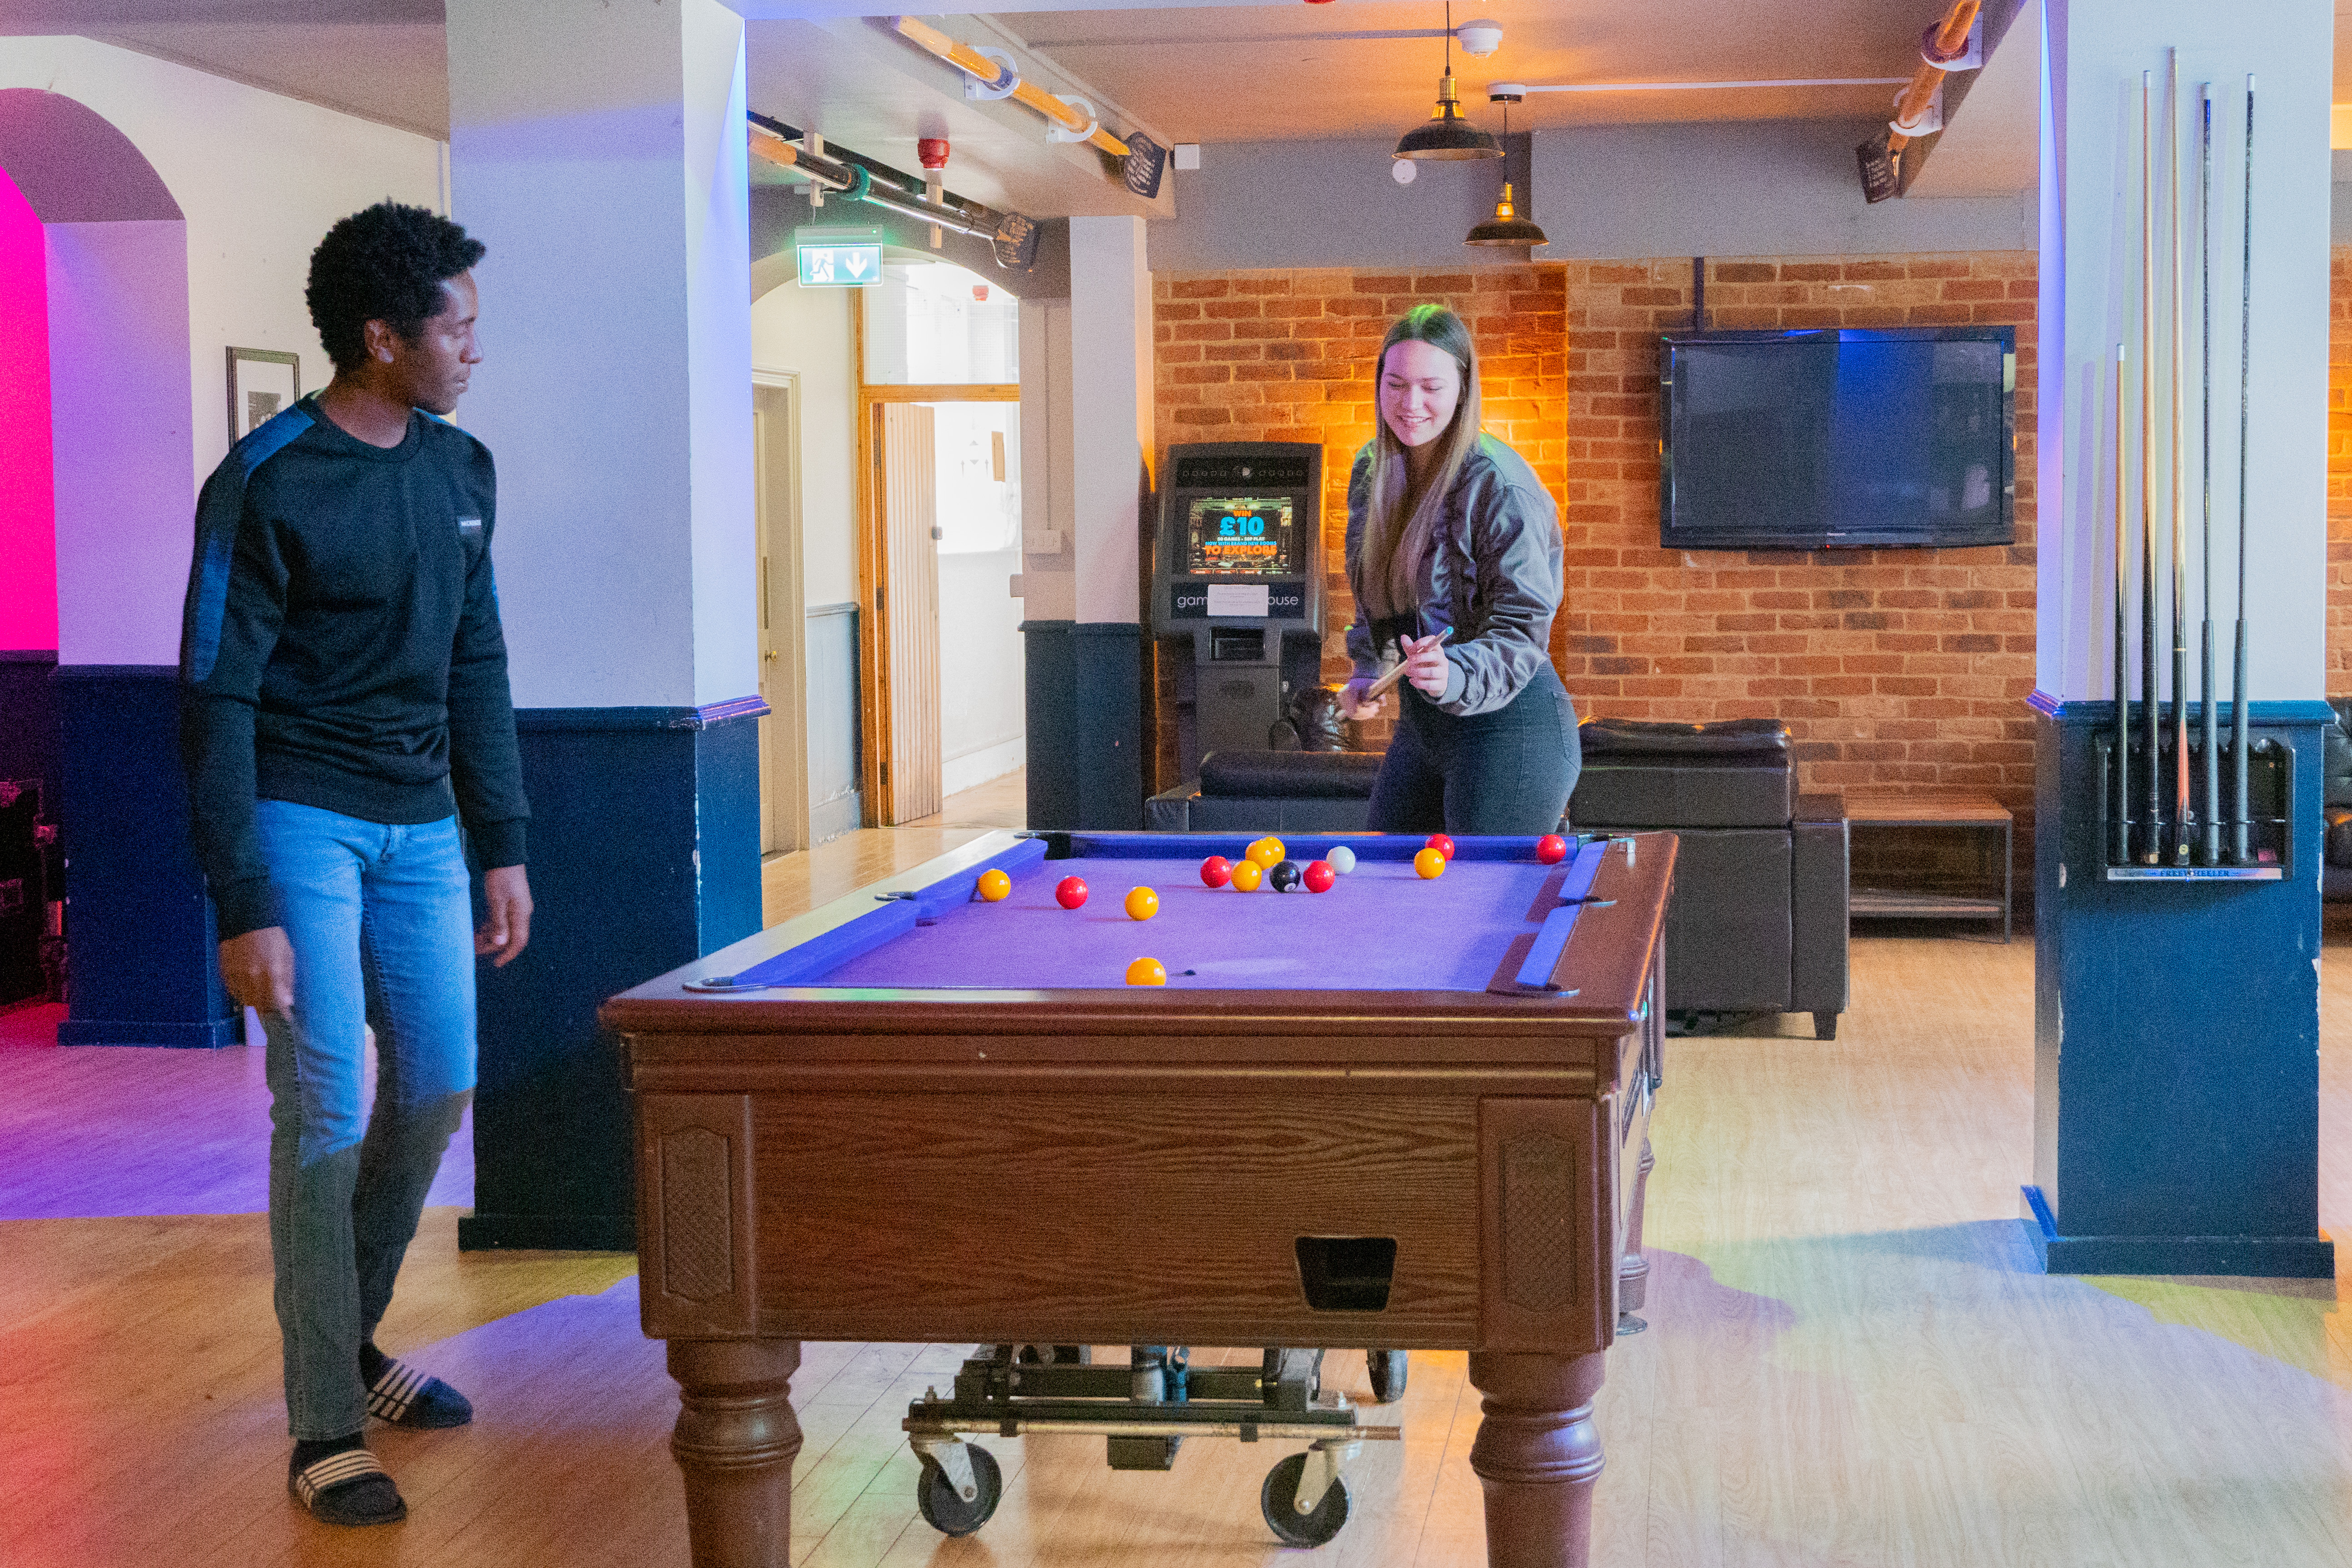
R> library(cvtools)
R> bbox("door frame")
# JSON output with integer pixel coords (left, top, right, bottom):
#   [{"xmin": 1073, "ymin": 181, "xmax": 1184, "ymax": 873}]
[
  {"xmin": 851, "ymin": 289, "xmax": 1019, "ymax": 824},
  {"xmin": 752, "ymin": 370, "xmax": 810, "ymax": 857}
]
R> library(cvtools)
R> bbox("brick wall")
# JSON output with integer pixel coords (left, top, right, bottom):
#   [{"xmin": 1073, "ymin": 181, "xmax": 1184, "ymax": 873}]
[
  {"xmin": 2330, "ymin": 249, "xmax": 2352, "ymax": 691},
  {"xmin": 1149, "ymin": 264, "xmax": 1567, "ymax": 788},
  {"xmin": 1154, "ymin": 253, "xmax": 2038, "ymax": 908}
]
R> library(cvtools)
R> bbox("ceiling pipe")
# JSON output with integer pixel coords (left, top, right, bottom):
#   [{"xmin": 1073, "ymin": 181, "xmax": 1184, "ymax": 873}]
[
  {"xmin": 889, "ymin": 15, "xmax": 1132, "ymax": 159},
  {"xmin": 1492, "ymin": 76, "xmax": 1911, "ymax": 94},
  {"xmin": 747, "ymin": 118, "xmax": 1037, "ymax": 269}
]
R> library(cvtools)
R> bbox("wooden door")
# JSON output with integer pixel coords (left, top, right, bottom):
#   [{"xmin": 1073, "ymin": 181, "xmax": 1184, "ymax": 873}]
[
  {"xmin": 874, "ymin": 402, "xmax": 942, "ymax": 822},
  {"xmin": 753, "ymin": 382, "xmax": 809, "ymax": 857}
]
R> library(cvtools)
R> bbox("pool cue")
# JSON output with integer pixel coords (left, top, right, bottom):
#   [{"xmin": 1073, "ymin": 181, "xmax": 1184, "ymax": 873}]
[
  {"xmin": 1362, "ymin": 627, "xmax": 1453, "ymax": 703},
  {"xmin": 2140, "ymin": 69, "xmax": 2161, "ymax": 864},
  {"xmin": 2199, "ymin": 81, "xmax": 2219, "ymax": 866},
  {"xmin": 2230, "ymin": 74, "xmax": 2254, "ymax": 862},
  {"xmin": 2167, "ymin": 50, "xmax": 2190, "ymax": 864},
  {"xmin": 2114, "ymin": 343, "xmax": 2131, "ymax": 867}
]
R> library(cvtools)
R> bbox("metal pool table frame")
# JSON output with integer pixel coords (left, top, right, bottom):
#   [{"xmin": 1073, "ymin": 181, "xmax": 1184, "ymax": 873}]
[{"xmin": 601, "ymin": 829, "xmax": 1675, "ymax": 1568}]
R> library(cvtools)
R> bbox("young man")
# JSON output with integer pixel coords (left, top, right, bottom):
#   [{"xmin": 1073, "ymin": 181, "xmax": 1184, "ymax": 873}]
[{"xmin": 179, "ymin": 202, "xmax": 533, "ymax": 1527}]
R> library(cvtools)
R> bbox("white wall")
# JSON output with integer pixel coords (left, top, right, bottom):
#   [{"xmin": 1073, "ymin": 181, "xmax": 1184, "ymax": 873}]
[
  {"xmin": 938, "ymin": 548, "xmax": 1025, "ymax": 791},
  {"xmin": 1149, "ymin": 125, "xmax": 2036, "ymax": 273},
  {"xmin": 448, "ymin": 0, "xmax": 756, "ymax": 710},
  {"xmin": 749, "ymin": 280, "xmax": 858, "ymax": 606},
  {"xmin": 0, "ymin": 37, "xmax": 443, "ymax": 491},
  {"xmin": 48, "ymin": 220, "xmax": 191, "ymax": 667}
]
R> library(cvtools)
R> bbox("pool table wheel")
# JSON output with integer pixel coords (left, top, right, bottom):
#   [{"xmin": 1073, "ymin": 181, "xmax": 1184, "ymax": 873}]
[
  {"xmin": 916, "ymin": 1444, "xmax": 1003, "ymax": 1538},
  {"xmin": 1365, "ymin": 1348, "xmax": 1408, "ymax": 1404},
  {"xmin": 1260, "ymin": 1450, "xmax": 1350, "ymax": 1548}
]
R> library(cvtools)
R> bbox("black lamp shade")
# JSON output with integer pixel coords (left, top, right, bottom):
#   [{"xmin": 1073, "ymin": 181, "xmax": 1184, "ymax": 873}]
[
  {"xmin": 1466, "ymin": 182, "xmax": 1547, "ymax": 246},
  {"xmin": 1395, "ymin": 71, "xmax": 1501, "ymax": 161},
  {"xmin": 1466, "ymin": 214, "xmax": 1548, "ymax": 245}
]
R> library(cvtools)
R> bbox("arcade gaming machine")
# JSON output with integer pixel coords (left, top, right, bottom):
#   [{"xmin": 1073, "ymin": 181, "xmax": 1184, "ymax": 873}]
[{"xmin": 1151, "ymin": 443, "xmax": 1326, "ymax": 781}]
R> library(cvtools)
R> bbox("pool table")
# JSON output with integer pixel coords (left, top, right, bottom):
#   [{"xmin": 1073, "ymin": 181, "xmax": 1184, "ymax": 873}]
[{"xmin": 602, "ymin": 828, "xmax": 1673, "ymax": 1568}]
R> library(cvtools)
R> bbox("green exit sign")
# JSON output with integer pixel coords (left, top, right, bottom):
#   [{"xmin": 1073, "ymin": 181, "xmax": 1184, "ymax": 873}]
[{"xmin": 795, "ymin": 225, "xmax": 882, "ymax": 287}]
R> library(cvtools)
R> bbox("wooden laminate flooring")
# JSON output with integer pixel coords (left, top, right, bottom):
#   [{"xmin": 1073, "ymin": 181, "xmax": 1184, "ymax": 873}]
[{"xmin": 6, "ymin": 824, "xmax": 2352, "ymax": 1565}]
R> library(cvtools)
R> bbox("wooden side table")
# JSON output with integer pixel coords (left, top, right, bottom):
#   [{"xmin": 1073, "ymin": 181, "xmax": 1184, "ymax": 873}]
[{"xmin": 1844, "ymin": 791, "xmax": 2014, "ymax": 942}]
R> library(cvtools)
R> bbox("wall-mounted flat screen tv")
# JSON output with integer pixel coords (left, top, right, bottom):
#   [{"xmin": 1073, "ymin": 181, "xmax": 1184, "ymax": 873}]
[{"xmin": 1659, "ymin": 326, "xmax": 2016, "ymax": 550}]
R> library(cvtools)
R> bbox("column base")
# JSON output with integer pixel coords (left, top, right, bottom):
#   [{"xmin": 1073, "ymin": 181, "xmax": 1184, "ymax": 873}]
[
  {"xmin": 57, "ymin": 1015, "xmax": 242, "ymax": 1049},
  {"xmin": 2022, "ymin": 1186, "xmax": 2335, "ymax": 1278}
]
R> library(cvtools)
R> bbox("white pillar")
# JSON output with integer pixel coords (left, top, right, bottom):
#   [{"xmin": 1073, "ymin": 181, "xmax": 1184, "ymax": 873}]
[
  {"xmin": 2036, "ymin": 0, "xmax": 2332, "ymax": 704},
  {"xmin": 445, "ymin": 0, "xmax": 755, "ymax": 711},
  {"xmin": 444, "ymin": 0, "xmax": 763, "ymax": 1249},
  {"xmin": 1067, "ymin": 215, "xmax": 1153, "ymax": 625}
]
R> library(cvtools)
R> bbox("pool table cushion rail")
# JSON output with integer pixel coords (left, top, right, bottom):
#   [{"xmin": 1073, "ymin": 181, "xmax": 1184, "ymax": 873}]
[
  {"xmin": 684, "ymin": 832, "xmax": 1646, "ymax": 1001},
  {"xmin": 606, "ymin": 831, "xmax": 1675, "ymax": 1041}
]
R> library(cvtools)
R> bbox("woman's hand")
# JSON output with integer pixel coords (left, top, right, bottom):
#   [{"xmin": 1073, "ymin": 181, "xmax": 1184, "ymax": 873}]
[
  {"xmin": 1337, "ymin": 677, "xmax": 1382, "ymax": 721},
  {"xmin": 1401, "ymin": 633, "xmax": 1452, "ymax": 698}
]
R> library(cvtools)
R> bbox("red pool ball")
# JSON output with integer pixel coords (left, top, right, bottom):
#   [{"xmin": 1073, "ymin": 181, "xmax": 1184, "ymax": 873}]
[
  {"xmin": 1303, "ymin": 860, "xmax": 1336, "ymax": 894},
  {"xmin": 1199, "ymin": 856, "xmax": 1233, "ymax": 889},
  {"xmin": 1535, "ymin": 834, "xmax": 1569, "ymax": 865},
  {"xmin": 1054, "ymin": 876, "xmax": 1089, "ymax": 910},
  {"xmin": 1425, "ymin": 833, "xmax": 1456, "ymax": 862}
]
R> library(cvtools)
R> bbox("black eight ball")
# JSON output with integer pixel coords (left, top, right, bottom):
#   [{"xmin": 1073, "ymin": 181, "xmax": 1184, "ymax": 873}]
[{"xmin": 1268, "ymin": 859, "xmax": 1304, "ymax": 893}]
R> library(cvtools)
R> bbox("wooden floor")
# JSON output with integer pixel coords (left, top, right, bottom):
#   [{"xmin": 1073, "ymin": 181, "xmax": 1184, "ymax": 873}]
[{"xmin": 8, "ymin": 797, "xmax": 2352, "ymax": 1565}]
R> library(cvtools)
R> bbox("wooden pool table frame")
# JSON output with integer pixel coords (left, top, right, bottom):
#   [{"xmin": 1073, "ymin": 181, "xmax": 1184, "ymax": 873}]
[{"xmin": 603, "ymin": 829, "xmax": 1674, "ymax": 1568}]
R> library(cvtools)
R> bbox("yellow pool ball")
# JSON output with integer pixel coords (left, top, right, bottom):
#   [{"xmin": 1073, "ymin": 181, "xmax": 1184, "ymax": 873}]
[
  {"xmin": 1124, "ymin": 886, "xmax": 1160, "ymax": 921},
  {"xmin": 1229, "ymin": 859, "xmax": 1264, "ymax": 892},
  {"xmin": 976, "ymin": 868, "xmax": 1013, "ymax": 901},
  {"xmin": 1413, "ymin": 847, "xmax": 1448, "ymax": 880},
  {"xmin": 1126, "ymin": 957, "xmax": 1168, "ymax": 986},
  {"xmin": 1247, "ymin": 836, "xmax": 1286, "ymax": 868}
]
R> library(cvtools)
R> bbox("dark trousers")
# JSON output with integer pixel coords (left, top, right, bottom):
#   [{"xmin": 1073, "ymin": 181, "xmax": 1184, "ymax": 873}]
[{"xmin": 1367, "ymin": 665, "xmax": 1579, "ymax": 836}]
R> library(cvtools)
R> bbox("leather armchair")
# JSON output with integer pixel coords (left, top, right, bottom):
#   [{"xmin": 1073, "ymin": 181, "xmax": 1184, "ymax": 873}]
[
  {"xmin": 1567, "ymin": 718, "xmax": 1849, "ymax": 1040},
  {"xmin": 1145, "ymin": 751, "xmax": 1387, "ymax": 833},
  {"xmin": 2322, "ymin": 701, "xmax": 2352, "ymax": 900}
]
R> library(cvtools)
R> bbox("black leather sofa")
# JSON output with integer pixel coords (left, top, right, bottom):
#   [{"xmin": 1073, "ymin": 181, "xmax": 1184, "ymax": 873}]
[
  {"xmin": 1568, "ymin": 719, "xmax": 1849, "ymax": 1040},
  {"xmin": 1145, "ymin": 751, "xmax": 1388, "ymax": 833},
  {"xmin": 1144, "ymin": 717, "xmax": 1852, "ymax": 1039},
  {"xmin": 2323, "ymin": 701, "xmax": 2352, "ymax": 901}
]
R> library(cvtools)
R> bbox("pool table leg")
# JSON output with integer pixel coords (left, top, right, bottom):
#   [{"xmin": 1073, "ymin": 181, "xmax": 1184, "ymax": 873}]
[
  {"xmin": 1618, "ymin": 1136, "xmax": 1654, "ymax": 1316},
  {"xmin": 1467, "ymin": 1350, "xmax": 1607, "ymax": 1568},
  {"xmin": 667, "ymin": 1338, "xmax": 804, "ymax": 1568}
]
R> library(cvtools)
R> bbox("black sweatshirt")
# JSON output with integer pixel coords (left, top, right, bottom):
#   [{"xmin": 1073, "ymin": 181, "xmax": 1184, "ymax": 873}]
[{"xmin": 179, "ymin": 396, "xmax": 528, "ymax": 939}]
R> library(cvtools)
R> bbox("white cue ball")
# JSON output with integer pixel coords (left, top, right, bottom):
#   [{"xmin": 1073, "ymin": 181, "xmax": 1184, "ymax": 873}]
[{"xmin": 1325, "ymin": 845, "xmax": 1356, "ymax": 875}]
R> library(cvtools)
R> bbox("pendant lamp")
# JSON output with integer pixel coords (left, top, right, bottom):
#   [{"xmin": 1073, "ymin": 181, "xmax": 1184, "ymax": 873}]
[
  {"xmin": 1465, "ymin": 91, "xmax": 1548, "ymax": 246},
  {"xmin": 1394, "ymin": 2, "xmax": 1501, "ymax": 161}
]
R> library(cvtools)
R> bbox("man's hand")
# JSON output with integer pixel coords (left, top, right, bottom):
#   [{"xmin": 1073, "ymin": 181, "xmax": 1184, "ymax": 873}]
[
  {"xmin": 477, "ymin": 865, "xmax": 533, "ymax": 967},
  {"xmin": 220, "ymin": 926, "xmax": 295, "ymax": 1016}
]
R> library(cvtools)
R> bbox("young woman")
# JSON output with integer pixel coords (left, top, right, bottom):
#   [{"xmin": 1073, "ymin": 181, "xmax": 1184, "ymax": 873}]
[{"xmin": 1338, "ymin": 304, "xmax": 1578, "ymax": 834}]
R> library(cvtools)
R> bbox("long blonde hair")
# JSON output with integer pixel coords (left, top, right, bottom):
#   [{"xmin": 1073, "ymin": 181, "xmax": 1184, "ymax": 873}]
[{"xmin": 1360, "ymin": 304, "xmax": 1483, "ymax": 620}]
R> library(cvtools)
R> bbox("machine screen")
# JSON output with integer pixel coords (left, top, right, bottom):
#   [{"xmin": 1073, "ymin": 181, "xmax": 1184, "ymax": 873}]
[{"xmin": 1185, "ymin": 497, "xmax": 1296, "ymax": 575}]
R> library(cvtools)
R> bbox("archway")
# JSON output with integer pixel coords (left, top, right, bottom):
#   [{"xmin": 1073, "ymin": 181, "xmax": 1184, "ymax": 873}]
[{"xmin": 0, "ymin": 89, "xmax": 224, "ymax": 1045}]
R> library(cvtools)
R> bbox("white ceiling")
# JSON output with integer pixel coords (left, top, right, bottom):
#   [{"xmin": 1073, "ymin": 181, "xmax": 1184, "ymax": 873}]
[
  {"xmin": 9, "ymin": 0, "xmax": 2352, "ymax": 209},
  {"xmin": 1000, "ymin": 0, "xmax": 1955, "ymax": 144}
]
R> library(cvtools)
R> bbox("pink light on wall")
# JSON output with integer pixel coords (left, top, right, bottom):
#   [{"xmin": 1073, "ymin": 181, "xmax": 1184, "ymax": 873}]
[{"xmin": 0, "ymin": 167, "xmax": 55, "ymax": 653}]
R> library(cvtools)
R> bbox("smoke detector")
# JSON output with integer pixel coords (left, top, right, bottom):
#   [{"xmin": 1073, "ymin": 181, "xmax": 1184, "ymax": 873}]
[{"xmin": 1456, "ymin": 19, "xmax": 1503, "ymax": 57}]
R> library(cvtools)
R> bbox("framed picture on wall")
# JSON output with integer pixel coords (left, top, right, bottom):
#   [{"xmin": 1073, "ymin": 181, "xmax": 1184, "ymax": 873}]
[{"xmin": 226, "ymin": 348, "xmax": 300, "ymax": 448}]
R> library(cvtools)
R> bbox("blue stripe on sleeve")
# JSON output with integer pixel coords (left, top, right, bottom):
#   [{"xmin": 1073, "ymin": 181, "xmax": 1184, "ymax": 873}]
[{"xmin": 185, "ymin": 404, "xmax": 315, "ymax": 684}]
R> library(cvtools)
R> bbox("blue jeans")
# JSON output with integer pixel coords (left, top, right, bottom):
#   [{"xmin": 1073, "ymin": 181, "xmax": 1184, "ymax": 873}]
[{"xmin": 255, "ymin": 801, "xmax": 476, "ymax": 1441}]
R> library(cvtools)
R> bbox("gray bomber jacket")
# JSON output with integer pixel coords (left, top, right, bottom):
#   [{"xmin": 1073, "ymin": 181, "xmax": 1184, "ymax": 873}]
[{"xmin": 1344, "ymin": 434, "xmax": 1564, "ymax": 717}]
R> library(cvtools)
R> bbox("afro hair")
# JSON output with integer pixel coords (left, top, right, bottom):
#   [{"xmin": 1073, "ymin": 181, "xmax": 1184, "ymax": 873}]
[{"xmin": 306, "ymin": 202, "xmax": 486, "ymax": 374}]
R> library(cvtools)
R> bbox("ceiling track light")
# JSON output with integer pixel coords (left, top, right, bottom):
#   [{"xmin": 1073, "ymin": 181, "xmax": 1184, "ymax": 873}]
[
  {"xmin": 1465, "ymin": 90, "xmax": 1547, "ymax": 247},
  {"xmin": 1394, "ymin": 1, "xmax": 1502, "ymax": 162}
]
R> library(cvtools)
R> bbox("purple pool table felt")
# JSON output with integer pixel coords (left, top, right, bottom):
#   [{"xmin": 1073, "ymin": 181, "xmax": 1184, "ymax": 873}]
[{"xmin": 801, "ymin": 848, "xmax": 1588, "ymax": 993}]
